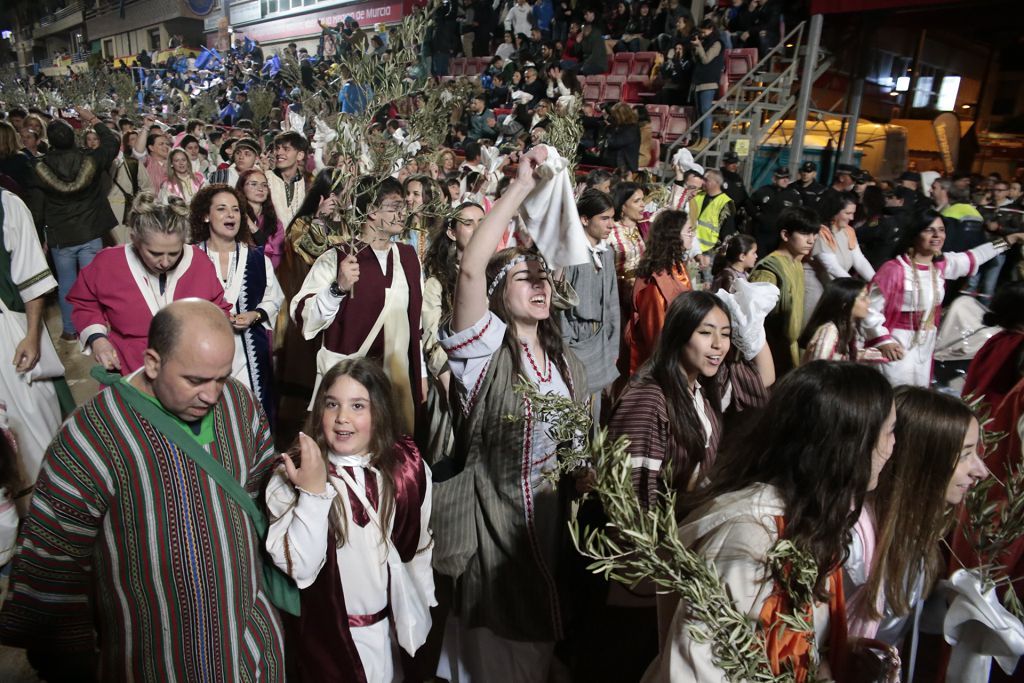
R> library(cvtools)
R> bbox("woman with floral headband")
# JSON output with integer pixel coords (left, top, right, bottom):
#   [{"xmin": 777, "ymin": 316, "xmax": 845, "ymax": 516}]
[{"xmin": 433, "ymin": 147, "xmax": 588, "ymax": 682}]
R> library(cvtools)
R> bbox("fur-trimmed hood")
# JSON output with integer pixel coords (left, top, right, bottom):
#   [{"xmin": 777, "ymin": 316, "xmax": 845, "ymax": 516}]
[{"xmin": 33, "ymin": 150, "xmax": 99, "ymax": 196}]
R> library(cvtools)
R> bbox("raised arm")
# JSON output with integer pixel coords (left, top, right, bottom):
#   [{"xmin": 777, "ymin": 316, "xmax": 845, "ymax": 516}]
[
  {"xmin": 133, "ymin": 117, "xmax": 154, "ymax": 158},
  {"xmin": 451, "ymin": 146, "xmax": 545, "ymax": 333}
]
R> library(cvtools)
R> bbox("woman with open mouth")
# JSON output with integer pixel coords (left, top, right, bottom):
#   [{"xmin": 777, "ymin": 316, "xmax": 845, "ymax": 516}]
[
  {"xmin": 433, "ymin": 146, "xmax": 588, "ymax": 682},
  {"xmin": 191, "ymin": 184, "xmax": 283, "ymax": 424},
  {"xmin": 863, "ymin": 208, "xmax": 1024, "ymax": 387}
]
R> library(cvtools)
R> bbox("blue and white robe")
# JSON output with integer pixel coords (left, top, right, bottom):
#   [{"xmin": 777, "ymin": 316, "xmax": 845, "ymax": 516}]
[{"xmin": 200, "ymin": 242, "xmax": 284, "ymax": 423}]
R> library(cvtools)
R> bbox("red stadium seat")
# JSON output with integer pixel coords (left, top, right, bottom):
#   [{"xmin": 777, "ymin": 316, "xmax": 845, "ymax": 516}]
[
  {"xmin": 583, "ymin": 81, "xmax": 602, "ymax": 102},
  {"xmin": 646, "ymin": 138, "xmax": 661, "ymax": 169},
  {"xmin": 602, "ymin": 79, "xmax": 622, "ymax": 101},
  {"xmin": 611, "ymin": 53, "xmax": 632, "ymax": 76},
  {"xmin": 630, "ymin": 51, "xmax": 657, "ymax": 77},
  {"xmin": 449, "ymin": 58, "xmax": 465, "ymax": 76},
  {"xmin": 665, "ymin": 115, "xmax": 689, "ymax": 142}
]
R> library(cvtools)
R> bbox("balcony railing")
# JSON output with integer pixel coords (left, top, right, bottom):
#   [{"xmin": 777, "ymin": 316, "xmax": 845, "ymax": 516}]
[{"xmin": 37, "ymin": 2, "xmax": 84, "ymax": 28}]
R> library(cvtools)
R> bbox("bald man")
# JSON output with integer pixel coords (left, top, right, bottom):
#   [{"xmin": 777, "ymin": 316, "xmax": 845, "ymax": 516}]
[{"xmin": 0, "ymin": 300, "xmax": 286, "ymax": 682}]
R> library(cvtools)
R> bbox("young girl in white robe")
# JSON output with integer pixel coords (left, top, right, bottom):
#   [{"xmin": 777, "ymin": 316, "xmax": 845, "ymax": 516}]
[{"xmin": 266, "ymin": 358, "xmax": 435, "ymax": 682}]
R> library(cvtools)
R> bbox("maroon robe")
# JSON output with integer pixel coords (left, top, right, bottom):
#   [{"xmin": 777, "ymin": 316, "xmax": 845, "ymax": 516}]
[
  {"xmin": 287, "ymin": 437, "xmax": 428, "ymax": 682},
  {"xmin": 294, "ymin": 240, "xmax": 424, "ymax": 409}
]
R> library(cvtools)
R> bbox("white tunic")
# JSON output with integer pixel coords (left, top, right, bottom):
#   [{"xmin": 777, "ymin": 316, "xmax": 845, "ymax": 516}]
[
  {"xmin": 199, "ymin": 242, "xmax": 283, "ymax": 390},
  {"xmin": 0, "ymin": 191, "xmax": 62, "ymax": 489},
  {"xmin": 265, "ymin": 452, "xmax": 434, "ymax": 681},
  {"xmin": 863, "ymin": 244, "xmax": 999, "ymax": 387}
]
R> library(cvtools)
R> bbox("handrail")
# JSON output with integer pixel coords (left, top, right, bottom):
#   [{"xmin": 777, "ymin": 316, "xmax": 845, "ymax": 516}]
[
  {"xmin": 37, "ymin": 2, "xmax": 83, "ymax": 27},
  {"xmin": 663, "ymin": 19, "xmax": 808, "ymax": 170}
]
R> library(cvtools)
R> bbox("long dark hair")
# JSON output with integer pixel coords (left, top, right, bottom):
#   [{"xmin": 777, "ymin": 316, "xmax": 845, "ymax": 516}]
[
  {"xmin": 188, "ymin": 184, "xmax": 252, "ymax": 244},
  {"xmin": 402, "ymin": 173, "xmax": 448, "ymax": 241},
  {"xmin": 686, "ymin": 361, "xmax": 894, "ymax": 600},
  {"xmin": 486, "ymin": 246, "xmax": 571, "ymax": 390},
  {"xmin": 634, "ymin": 292, "xmax": 729, "ymax": 485},
  {"xmin": 816, "ymin": 190, "xmax": 857, "ymax": 226},
  {"xmin": 861, "ymin": 387, "xmax": 974, "ymax": 619},
  {"xmin": 896, "ymin": 208, "xmax": 945, "ymax": 260},
  {"xmin": 236, "ymin": 168, "xmax": 280, "ymax": 239},
  {"xmin": 636, "ymin": 209, "xmax": 689, "ymax": 279},
  {"xmin": 423, "ymin": 201, "xmax": 482, "ymax": 316},
  {"xmin": 288, "ymin": 168, "xmax": 340, "ymax": 234},
  {"xmin": 982, "ymin": 281, "xmax": 1024, "ymax": 329},
  {"xmin": 298, "ymin": 358, "xmax": 402, "ymax": 547},
  {"xmin": 798, "ymin": 277, "xmax": 865, "ymax": 355},
  {"xmin": 612, "ymin": 181, "xmax": 642, "ymax": 220}
]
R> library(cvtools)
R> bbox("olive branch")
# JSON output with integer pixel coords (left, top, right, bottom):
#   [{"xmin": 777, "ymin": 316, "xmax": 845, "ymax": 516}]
[
  {"xmin": 956, "ymin": 394, "xmax": 1023, "ymax": 618},
  {"xmin": 503, "ymin": 380, "xmax": 820, "ymax": 680}
]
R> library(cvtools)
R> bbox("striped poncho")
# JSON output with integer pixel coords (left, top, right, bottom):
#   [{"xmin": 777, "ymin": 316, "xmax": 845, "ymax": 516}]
[{"xmin": 0, "ymin": 378, "xmax": 286, "ymax": 682}]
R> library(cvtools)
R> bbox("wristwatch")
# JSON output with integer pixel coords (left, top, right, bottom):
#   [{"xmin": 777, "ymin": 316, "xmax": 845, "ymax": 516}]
[{"xmin": 329, "ymin": 280, "xmax": 346, "ymax": 297}]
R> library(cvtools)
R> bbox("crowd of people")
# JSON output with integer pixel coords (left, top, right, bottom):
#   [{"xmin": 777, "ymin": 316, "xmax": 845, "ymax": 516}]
[{"xmin": 0, "ymin": 2, "xmax": 1023, "ymax": 682}]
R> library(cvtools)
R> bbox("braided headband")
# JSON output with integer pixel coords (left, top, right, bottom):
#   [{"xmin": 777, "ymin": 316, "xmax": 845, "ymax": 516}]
[{"xmin": 487, "ymin": 253, "xmax": 548, "ymax": 297}]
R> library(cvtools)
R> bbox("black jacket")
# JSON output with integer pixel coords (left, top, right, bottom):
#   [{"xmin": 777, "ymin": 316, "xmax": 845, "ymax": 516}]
[
  {"xmin": 603, "ymin": 123, "xmax": 641, "ymax": 172},
  {"xmin": 27, "ymin": 122, "xmax": 120, "ymax": 248}
]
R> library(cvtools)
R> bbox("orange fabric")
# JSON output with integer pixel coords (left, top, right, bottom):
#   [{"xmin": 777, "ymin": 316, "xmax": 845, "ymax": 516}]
[
  {"xmin": 817, "ymin": 224, "xmax": 859, "ymax": 253},
  {"xmin": 626, "ymin": 265, "xmax": 692, "ymax": 374},
  {"xmin": 759, "ymin": 516, "xmax": 848, "ymax": 682}
]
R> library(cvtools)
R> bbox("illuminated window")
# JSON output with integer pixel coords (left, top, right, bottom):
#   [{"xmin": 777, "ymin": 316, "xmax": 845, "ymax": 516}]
[
  {"xmin": 913, "ymin": 76, "xmax": 933, "ymax": 108},
  {"xmin": 937, "ymin": 76, "xmax": 960, "ymax": 111}
]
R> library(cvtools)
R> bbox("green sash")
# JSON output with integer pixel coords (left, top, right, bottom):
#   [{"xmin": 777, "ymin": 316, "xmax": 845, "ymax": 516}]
[{"xmin": 92, "ymin": 367, "xmax": 301, "ymax": 616}]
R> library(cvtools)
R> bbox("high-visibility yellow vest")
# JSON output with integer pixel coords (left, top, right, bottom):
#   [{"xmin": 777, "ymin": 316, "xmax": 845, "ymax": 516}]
[{"xmin": 689, "ymin": 192, "xmax": 732, "ymax": 253}]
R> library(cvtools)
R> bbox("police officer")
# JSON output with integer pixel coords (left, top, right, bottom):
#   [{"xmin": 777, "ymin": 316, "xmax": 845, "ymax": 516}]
[
  {"xmin": 747, "ymin": 167, "xmax": 802, "ymax": 256},
  {"xmin": 719, "ymin": 151, "xmax": 749, "ymax": 209},
  {"xmin": 794, "ymin": 160, "xmax": 826, "ymax": 209}
]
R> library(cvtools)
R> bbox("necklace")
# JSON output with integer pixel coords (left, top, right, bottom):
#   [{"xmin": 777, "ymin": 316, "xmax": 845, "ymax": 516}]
[
  {"xmin": 520, "ymin": 341, "xmax": 551, "ymax": 382},
  {"xmin": 908, "ymin": 256, "xmax": 940, "ymax": 348}
]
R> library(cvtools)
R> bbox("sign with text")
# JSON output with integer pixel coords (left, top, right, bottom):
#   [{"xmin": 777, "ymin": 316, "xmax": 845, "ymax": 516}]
[{"xmin": 237, "ymin": 0, "xmax": 404, "ymax": 43}]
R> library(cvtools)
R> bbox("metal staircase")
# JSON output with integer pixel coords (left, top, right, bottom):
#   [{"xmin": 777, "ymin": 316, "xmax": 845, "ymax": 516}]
[{"xmin": 663, "ymin": 20, "xmax": 834, "ymax": 187}]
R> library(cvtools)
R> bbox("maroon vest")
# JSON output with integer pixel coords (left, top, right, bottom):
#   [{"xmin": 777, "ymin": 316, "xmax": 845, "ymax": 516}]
[
  {"xmin": 296, "ymin": 241, "xmax": 424, "ymax": 405},
  {"xmin": 287, "ymin": 437, "xmax": 427, "ymax": 682}
]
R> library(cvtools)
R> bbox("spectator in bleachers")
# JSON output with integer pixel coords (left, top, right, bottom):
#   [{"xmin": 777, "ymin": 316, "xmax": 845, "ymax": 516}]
[
  {"xmin": 602, "ymin": 102, "xmax": 641, "ymax": 174},
  {"xmin": 546, "ymin": 65, "xmax": 581, "ymax": 100},
  {"xmin": 467, "ymin": 95, "xmax": 499, "ymax": 142},
  {"xmin": 520, "ymin": 65, "xmax": 548, "ymax": 106},
  {"xmin": 554, "ymin": 0, "xmax": 573, "ymax": 42},
  {"xmin": 724, "ymin": 0, "xmax": 752, "ymax": 49},
  {"xmin": 489, "ymin": 73, "xmax": 512, "ymax": 109},
  {"xmin": 533, "ymin": 0, "xmax": 555, "ymax": 39},
  {"xmin": 618, "ymin": 2, "xmax": 658, "ymax": 53},
  {"xmin": 575, "ymin": 22, "xmax": 610, "ymax": 76},
  {"xmin": 656, "ymin": 10, "xmax": 696, "ymax": 53},
  {"xmin": 690, "ymin": 20, "xmax": 725, "ymax": 150},
  {"xmin": 655, "ymin": 0, "xmax": 693, "ymax": 37},
  {"xmin": 562, "ymin": 21, "xmax": 582, "ymax": 65},
  {"xmin": 458, "ymin": 0, "xmax": 479, "ymax": 58},
  {"xmin": 505, "ymin": 0, "xmax": 535, "ymax": 37},
  {"xmin": 538, "ymin": 41, "xmax": 560, "ymax": 74},
  {"xmin": 607, "ymin": 2, "xmax": 632, "ymax": 40},
  {"xmin": 496, "ymin": 31, "xmax": 517, "ymax": 62},
  {"xmin": 746, "ymin": 0, "xmax": 782, "ymax": 59},
  {"xmin": 655, "ymin": 41, "xmax": 693, "ymax": 105}
]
